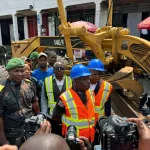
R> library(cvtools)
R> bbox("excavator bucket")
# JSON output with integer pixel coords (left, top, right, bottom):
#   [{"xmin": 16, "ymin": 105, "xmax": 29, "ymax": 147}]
[{"xmin": 111, "ymin": 79, "xmax": 143, "ymax": 118}]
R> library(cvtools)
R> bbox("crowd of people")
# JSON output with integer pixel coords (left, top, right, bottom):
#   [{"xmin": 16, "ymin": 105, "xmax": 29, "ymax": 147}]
[{"xmin": 0, "ymin": 50, "xmax": 150, "ymax": 150}]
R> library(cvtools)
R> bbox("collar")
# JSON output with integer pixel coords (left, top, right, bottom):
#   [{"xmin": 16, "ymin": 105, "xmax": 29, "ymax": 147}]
[{"xmin": 7, "ymin": 79, "xmax": 22, "ymax": 87}]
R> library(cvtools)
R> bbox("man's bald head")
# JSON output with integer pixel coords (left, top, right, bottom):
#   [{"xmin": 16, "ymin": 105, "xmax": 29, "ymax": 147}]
[
  {"xmin": 19, "ymin": 134, "xmax": 70, "ymax": 150},
  {"xmin": 53, "ymin": 61, "xmax": 65, "ymax": 68}
]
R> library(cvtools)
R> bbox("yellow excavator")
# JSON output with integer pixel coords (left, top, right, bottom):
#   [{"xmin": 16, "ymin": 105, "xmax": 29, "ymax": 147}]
[{"xmin": 11, "ymin": 0, "xmax": 150, "ymax": 119}]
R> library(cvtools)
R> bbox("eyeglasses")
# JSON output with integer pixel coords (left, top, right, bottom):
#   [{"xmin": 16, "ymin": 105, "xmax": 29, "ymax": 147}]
[{"xmin": 54, "ymin": 67, "xmax": 65, "ymax": 71}]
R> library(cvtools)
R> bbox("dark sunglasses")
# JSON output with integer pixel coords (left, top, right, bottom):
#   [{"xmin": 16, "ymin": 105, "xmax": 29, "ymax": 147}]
[{"xmin": 54, "ymin": 67, "xmax": 65, "ymax": 71}]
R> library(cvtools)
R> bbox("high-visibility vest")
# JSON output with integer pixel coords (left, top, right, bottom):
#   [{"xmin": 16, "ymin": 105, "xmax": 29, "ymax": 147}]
[
  {"xmin": 95, "ymin": 80, "xmax": 112, "ymax": 121},
  {"xmin": 45, "ymin": 75, "xmax": 72, "ymax": 115},
  {"xmin": 60, "ymin": 88, "xmax": 96, "ymax": 142}
]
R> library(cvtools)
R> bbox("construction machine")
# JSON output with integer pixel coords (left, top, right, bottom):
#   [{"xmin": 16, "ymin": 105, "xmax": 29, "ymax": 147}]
[{"xmin": 11, "ymin": 0, "xmax": 150, "ymax": 119}]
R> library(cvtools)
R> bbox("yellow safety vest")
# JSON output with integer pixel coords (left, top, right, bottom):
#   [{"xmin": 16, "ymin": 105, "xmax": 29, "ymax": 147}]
[{"xmin": 45, "ymin": 75, "xmax": 72, "ymax": 115}]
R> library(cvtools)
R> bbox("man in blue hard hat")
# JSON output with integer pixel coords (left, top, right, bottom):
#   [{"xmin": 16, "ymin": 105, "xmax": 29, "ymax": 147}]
[
  {"xmin": 52, "ymin": 64, "xmax": 96, "ymax": 144},
  {"xmin": 87, "ymin": 59, "xmax": 112, "ymax": 120},
  {"xmin": 87, "ymin": 59, "xmax": 112, "ymax": 146}
]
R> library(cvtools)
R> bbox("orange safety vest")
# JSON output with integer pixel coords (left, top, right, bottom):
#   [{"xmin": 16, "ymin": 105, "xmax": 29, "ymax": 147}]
[
  {"xmin": 95, "ymin": 80, "xmax": 112, "ymax": 121},
  {"xmin": 60, "ymin": 88, "xmax": 96, "ymax": 142}
]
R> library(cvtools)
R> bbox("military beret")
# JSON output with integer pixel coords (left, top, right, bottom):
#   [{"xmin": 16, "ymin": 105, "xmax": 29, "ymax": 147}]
[
  {"xmin": 6, "ymin": 58, "xmax": 24, "ymax": 70},
  {"xmin": 20, "ymin": 56, "xmax": 27, "ymax": 63},
  {"xmin": 29, "ymin": 51, "xmax": 39, "ymax": 60}
]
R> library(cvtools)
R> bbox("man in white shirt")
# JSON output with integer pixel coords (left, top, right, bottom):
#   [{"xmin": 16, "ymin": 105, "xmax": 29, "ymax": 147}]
[{"xmin": 40, "ymin": 61, "xmax": 72, "ymax": 136}]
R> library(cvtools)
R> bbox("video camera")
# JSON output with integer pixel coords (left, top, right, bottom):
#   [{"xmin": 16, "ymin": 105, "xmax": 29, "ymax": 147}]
[
  {"xmin": 96, "ymin": 115, "xmax": 139, "ymax": 150},
  {"xmin": 66, "ymin": 125, "xmax": 92, "ymax": 150},
  {"xmin": 66, "ymin": 125, "xmax": 81, "ymax": 150}
]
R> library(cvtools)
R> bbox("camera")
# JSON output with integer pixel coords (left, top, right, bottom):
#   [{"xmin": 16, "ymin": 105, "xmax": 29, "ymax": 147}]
[
  {"xmin": 25, "ymin": 115, "xmax": 44, "ymax": 138},
  {"xmin": 25, "ymin": 115, "xmax": 44, "ymax": 125},
  {"xmin": 66, "ymin": 125, "xmax": 80, "ymax": 150},
  {"xmin": 96, "ymin": 115, "xmax": 139, "ymax": 150}
]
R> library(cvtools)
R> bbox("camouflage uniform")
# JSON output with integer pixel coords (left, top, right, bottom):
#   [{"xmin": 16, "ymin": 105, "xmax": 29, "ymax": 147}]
[
  {"xmin": 0, "ymin": 79, "xmax": 38, "ymax": 147},
  {"xmin": 29, "ymin": 51, "xmax": 39, "ymax": 70}
]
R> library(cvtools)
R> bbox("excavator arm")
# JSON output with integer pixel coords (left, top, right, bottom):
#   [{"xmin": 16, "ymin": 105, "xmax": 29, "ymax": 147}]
[{"xmin": 56, "ymin": 0, "xmax": 150, "ymax": 119}]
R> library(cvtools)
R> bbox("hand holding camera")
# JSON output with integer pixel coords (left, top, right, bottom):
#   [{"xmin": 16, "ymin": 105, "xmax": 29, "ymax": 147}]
[
  {"xmin": 66, "ymin": 125, "xmax": 92, "ymax": 150},
  {"xmin": 127, "ymin": 118, "xmax": 150, "ymax": 150},
  {"xmin": 35, "ymin": 119, "xmax": 51, "ymax": 135},
  {"xmin": 78, "ymin": 136, "xmax": 92, "ymax": 150},
  {"xmin": 96, "ymin": 115, "xmax": 150, "ymax": 150},
  {"xmin": 25, "ymin": 114, "xmax": 46, "ymax": 138}
]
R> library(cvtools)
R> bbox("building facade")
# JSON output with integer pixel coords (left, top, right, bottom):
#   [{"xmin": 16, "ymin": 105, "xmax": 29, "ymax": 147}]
[
  {"xmin": 0, "ymin": 0, "xmax": 150, "ymax": 46},
  {"xmin": 113, "ymin": 2, "xmax": 150, "ymax": 41},
  {"xmin": 0, "ymin": 0, "xmax": 107, "ymax": 45}
]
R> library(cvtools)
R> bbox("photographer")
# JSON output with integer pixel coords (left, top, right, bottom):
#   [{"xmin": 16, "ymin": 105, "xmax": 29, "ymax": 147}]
[
  {"xmin": 95, "ymin": 115, "xmax": 150, "ymax": 150},
  {"xmin": 0, "ymin": 119, "xmax": 50, "ymax": 150}
]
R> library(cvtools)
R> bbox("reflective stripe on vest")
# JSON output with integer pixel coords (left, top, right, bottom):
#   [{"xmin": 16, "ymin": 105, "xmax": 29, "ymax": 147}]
[
  {"xmin": 45, "ymin": 76, "xmax": 72, "ymax": 115},
  {"xmin": 65, "ymin": 76, "xmax": 72, "ymax": 89},
  {"xmin": 61, "ymin": 89, "xmax": 95, "ymax": 131},
  {"xmin": 61, "ymin": 90, "xmax": 78, "ymax": 119},
  {"xmin": 62, "ymin": 115, "xmax": 95, "ymax": 129},
  {"xmin": 89, "ymin": 89, "xmax": 95, "ymax": 106},
  {"xmin": 0, "ymin": 85, "xmax": 4, "ymax": 92},
  {"xmin": 95, "ymin": 81, "xmax": 111, "ymax": 117}
]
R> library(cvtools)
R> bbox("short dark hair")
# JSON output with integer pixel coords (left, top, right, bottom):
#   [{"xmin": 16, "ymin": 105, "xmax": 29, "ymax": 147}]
[{"xmin": 47, "ymin": 51, "xmax": 57, "ymax": 57}]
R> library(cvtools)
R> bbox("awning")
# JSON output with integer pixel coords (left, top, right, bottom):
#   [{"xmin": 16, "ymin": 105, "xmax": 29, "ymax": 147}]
[{"xmin": 137, "ymin": 17, "xmax": 150, "ymax": 29}]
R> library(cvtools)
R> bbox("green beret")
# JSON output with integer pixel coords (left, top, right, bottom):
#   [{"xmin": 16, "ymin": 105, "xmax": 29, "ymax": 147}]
[
  {"xmin": 29, "ymin": 52, "xmax": 39, "ymax": 60},
  {"xmin": 6, "ymin": 58, "xmax": 24, "ymax": 70}
]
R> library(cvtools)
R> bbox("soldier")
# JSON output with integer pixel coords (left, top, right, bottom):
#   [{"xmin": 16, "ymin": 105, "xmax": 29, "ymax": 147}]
[
  {"xmin": 29, "ymin": 51, "xmax": 39, "ymax": 70},
  {"xmin": 0, "ymin": 58, "xmax": 40, "ymax": 147}
]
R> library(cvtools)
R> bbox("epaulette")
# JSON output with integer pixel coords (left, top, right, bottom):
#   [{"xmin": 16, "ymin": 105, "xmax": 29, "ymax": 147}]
[
  {"xmin": 25, "ymin": 79, "xmax": 32, "ymax": 83},
  {"xmin": 0, "ymin": 85, "xmax": 4, "ymax": 92}
]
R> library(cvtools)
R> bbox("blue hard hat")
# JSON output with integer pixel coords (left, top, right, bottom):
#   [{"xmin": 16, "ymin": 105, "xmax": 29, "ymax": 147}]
[
  {"xmin": 87, "ymin": 59, "xmax": 105, "ymax": 72},
  {"xmin": 70, "ymin": 64, "xmax": 91, "ymax": 79}
]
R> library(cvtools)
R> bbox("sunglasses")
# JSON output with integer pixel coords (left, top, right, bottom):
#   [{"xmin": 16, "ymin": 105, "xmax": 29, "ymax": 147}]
[{"xmin": 54, "ymin": 67, "xmax": 65, "ymax": 71}]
